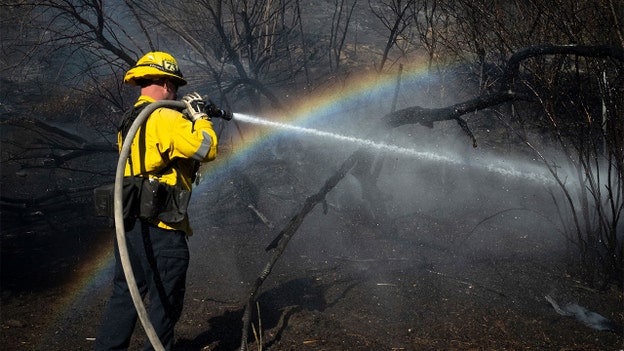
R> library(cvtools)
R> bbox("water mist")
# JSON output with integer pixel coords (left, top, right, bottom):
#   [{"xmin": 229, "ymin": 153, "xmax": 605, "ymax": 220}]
[{"xmin": 232, "ymin": 113, "xmax": 556, "ymax": 185}]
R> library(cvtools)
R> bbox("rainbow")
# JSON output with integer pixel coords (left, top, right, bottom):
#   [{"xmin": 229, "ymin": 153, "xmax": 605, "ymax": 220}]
[
  {"xmin": 38, "ymin": 230, "xmax": 114, "ymax": 348},
  {"xmin": 194, "ymin": 63, "xmax": 436, "ymax": 192}
]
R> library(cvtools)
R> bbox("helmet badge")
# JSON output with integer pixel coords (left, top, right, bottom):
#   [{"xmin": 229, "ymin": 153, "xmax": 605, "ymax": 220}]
[{"xmin": 162, "ymin": 60, "xmax": 179, "ymax": 73}]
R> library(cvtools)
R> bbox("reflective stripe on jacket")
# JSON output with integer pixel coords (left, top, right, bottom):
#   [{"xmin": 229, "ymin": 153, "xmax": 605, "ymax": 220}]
[{"xmin": 117, "ymin": 95, "xmax": 218, "ymax": 235}]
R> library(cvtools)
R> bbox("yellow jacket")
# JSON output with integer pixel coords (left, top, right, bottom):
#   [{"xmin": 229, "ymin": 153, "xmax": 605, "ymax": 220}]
[{"xmin": 118, "ymin": 95, "xmax": 218, "ymax": 235}]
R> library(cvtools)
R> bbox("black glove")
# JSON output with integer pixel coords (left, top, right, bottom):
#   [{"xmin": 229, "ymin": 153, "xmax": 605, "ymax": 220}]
[{"xmin": 182, "ymin": 92, "xmax": 208, "ymax": 121}]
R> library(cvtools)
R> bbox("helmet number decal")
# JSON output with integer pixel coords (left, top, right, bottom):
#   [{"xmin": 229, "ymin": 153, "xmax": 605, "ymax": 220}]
[{"xmin": 162, "ymin": 60, "xmax": 178, "ymax": 73}]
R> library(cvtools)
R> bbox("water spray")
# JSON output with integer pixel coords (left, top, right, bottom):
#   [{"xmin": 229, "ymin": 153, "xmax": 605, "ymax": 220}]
[
  {"xmin": 234, "ymin": 113, "xmax": 453, "ymax": 159},
  {"xmin": 232, "ymin": 113, "xmax": 556, "ymax": 185}
]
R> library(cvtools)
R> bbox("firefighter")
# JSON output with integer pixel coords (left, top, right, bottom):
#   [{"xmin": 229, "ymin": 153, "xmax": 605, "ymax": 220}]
[{"xmin": 95, "ymin": 51, "xmax": 218, "ymax": 351}]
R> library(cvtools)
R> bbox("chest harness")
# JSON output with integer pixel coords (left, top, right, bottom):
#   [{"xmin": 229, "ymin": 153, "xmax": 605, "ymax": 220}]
[{"xmin": 117, "ymin": 103, "xmax": 195, "ymax": 225}]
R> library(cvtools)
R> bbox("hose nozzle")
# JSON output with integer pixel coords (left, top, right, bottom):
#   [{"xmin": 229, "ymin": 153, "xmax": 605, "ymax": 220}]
[
  {"xmin": 201, "ymin": 95, "xmax": 233, "ymax": 120},
  {"xmin": 205, "ymin": 105, "xmax": 233, "ymax": 120}
]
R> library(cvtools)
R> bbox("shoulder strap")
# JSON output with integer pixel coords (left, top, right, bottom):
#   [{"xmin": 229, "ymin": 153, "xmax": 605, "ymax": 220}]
[
  {"xmin": 118, "ymin": 102, "xmax": 150, "ymax": 177},
  {"xmin": 118, "ymin": 102, "xmax": 150, "ymax": 143}
]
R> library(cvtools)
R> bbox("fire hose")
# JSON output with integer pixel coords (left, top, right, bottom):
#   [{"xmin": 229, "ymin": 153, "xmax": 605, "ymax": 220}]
[{"xmin": 113, "ymin": 99, "xmax": 231, "ymax": 351}]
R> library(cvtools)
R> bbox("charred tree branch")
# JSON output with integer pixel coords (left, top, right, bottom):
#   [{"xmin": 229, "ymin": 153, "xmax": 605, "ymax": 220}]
[
  {"xmin": 383, "ymin": 90, "xmax": 517, "ymax": 147},
  {"xmin": 2, "ymin": 118, "xmax": 117, "ymax": 160},
  {"xmin": 240, "ymin": 149, "xmax": 365, "ymax": 351},
  {"xmin": 383, "ymin": 44, "xmax": 623, "ymax": 146},
  {"xmin": 500, "ymin": 44, "xmax": 624, "ymax": 90}
]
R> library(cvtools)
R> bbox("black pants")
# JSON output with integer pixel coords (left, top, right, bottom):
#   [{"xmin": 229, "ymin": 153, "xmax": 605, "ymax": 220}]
[{"xmin": 95, "ymin": 220, "xmax": 189, "ymax": 351}]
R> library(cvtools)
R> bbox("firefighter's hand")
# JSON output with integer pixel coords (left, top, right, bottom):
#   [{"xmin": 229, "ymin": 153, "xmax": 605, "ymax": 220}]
[{"xmin": 182, "ymin": 92, "xmax": 209, "ymax": 121}]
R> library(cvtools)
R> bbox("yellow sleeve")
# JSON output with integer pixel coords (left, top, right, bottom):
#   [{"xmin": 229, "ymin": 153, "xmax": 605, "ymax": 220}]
[
  {"xmin": 172, "ymin": 117, "xmax": 218, "ymax": 162},
  {"xmin": 149, "ymin": 108, "xmax": 218, "ymax": 164}
]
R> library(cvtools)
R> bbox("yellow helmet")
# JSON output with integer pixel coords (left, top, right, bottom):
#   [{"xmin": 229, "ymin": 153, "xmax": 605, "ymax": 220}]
[{"xmin": 124, "ymin": 51, "xmax": 187, "ymax": 86}]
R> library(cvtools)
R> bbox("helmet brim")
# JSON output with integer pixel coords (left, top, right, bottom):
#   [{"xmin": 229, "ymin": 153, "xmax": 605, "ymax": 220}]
[{"xmin": 124, "ymin": 66, "xmax": 187, "ymax": 87}]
